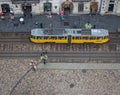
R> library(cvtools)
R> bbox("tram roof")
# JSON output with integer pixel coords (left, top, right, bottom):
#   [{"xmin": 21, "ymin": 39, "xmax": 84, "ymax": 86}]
[{"xmin": 31, "ymin": 28, "xmax": 109, "ymax": 37}]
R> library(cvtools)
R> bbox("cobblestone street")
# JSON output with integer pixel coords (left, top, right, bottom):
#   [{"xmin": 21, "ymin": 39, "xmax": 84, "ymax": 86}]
[
  {"xmin": 0, "ymin": 1, "xmax": 120, "ymax": 95},
  {"xmin": 0, "ymin": 58, "xmax": 120, "ymax": 95},
  {"xmin": 0, "ymin": 14, "xmax": 120, "ymax": 32}
]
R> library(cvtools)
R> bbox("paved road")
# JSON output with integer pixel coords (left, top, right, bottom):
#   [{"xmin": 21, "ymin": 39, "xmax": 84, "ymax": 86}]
[
  {"xmin": 37, "ymin": 63, "xmax": 120, "ymax": 70},
  {"xmin": 0, "ymin": 14, "xmax": 120, "ymax": 32}
]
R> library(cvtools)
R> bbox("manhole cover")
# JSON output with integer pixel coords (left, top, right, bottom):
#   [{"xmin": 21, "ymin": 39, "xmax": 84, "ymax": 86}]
[
  {"xmin": 64, "ymin": 22, "xmax": 69, "ymax": 26},
  {"xmin": 70, "ymin": 83, "xmax": 74, "ymax": 88}
]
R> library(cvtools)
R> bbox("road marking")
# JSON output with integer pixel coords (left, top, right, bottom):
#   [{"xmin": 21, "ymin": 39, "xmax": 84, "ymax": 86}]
[{"xmin": 37, "ymin": 63, "xmax": 120, "ymax": 70}]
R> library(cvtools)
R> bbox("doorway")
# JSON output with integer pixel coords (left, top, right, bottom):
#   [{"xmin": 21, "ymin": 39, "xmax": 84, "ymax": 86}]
[
  {"xmin": 90, "ymin": 2, "xmax": 98, "ymax": 14},
  {"xmin": 78, "ymin": 3, "xmax": 84, "ymax": 12},
  {"xmin": 61, "ymin": 1, "xmax": 73, "ymax": 15},
  {"xmin": 64, "ymin": 5, "xmax": 70, "ymax": 15},
  {"xmin": 108, "ymin": 4, "xmax": 114, "ymax": 12},
  {"xmin": 1, "ymin": 4, "xmax": 10, "ymax": 13},
  {"xmin": 22, "ymin": 3, "xmax": 32, "ymax": 16}
]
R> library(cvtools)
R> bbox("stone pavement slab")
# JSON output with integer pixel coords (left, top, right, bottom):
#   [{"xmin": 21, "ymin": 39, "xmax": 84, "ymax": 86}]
[
  {"xmin": 0, "ymin": 14, "xmax": 120, "ymax": 32},
  {"xmin": 37, "ymin": 63, "xmax": 120, "ymax": 70}
]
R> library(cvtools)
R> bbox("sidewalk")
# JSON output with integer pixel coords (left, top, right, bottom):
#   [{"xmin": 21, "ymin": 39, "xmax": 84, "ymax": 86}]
[
  {"xmin": 0, "ymin": 14, "xmax": 120, "ymax": 32},
  {"xmin": 37, "ymin": 63, "xmax": 120, "ymax": 70}
]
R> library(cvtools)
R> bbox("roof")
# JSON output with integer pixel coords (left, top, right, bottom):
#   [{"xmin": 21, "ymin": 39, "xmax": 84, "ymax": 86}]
[{"xmin": 31, "ymin": 28, "xmax": 109, "ymax": 37}]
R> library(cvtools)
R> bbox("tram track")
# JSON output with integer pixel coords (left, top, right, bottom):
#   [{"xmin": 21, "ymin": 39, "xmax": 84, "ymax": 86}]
[
  {"xmin": 0, "ymin": 33, "xmax": 119, "ymax": 63},
  {"xmin": 0, "ymin": 38, "xmax": 29, "ymax": 42},
  {"xmin": 0, "ymin": 51, "xmax": 120, "ymax": 58}
]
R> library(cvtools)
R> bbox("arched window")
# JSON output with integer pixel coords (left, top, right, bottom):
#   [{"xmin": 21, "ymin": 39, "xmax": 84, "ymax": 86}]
[{"xmin": 1, "ymin": 4, "xmax": 10, "ymax": 13}]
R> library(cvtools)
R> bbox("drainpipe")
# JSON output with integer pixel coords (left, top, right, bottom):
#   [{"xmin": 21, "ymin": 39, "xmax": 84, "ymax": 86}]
[{"xmin": 99, "ymin": 0, "xmax": 103, "ymax": 14}]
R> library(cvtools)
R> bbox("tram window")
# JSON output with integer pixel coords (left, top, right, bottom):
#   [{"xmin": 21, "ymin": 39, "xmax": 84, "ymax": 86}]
[
  {"xmin": 31, "ymin": 36, "xmax": 35, "ymax": 39},
  {"xmin": 37, "ymin": 36, "xmax": 39, "ymax": 39},
  {"xmin": 97, "ymin": 37, "xmax": 102, "ymax": 40},
  {"xmin": 76, "ymin": 36, "xmax": 80, "ymax": 39},
  {"xmin": 51, "ymin": 36, "xmax": 57, "ymax": 40},
  {"xmin": 82, "ymin": 37, "xmax": 89, "ymax": 40},
  {"xmin": 35, "ymin": 36, "xmax": 37, "ymax": 39},
  {"xmin": 104, "ymin": 36, "xmax": 108, "ymax": 39},
  {"xmin": 90, "ymin": 37, "xmax": 96, "ymax": 40},
  {"xmin": 44, "ymin": 36, "xmax": 49, "ymax": 40},
  {"xmin": 58, "ymin": 36, "xmax": 64, "ymax": 39},
  {"xmin": 31, "ymin": 35, "xmax": 33, "ymax": 38},
  {"xmin": 38, "ymin": 37, "xmax": 43, "ymax": 39},
  {"xmin": 72, "ymin": 36, "xmax": 75, "ymax": 39},
  {"xmin": 65, "ymin": 36, "xmax": 67, "ymax": 39}
]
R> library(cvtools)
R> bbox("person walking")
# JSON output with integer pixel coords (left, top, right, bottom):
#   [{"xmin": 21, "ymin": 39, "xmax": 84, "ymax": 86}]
[
  {"xmin": 30, "ymin": 60, "xmax": 37, "ymax": 71},
  {"xmin": 19, "ymin": 17, "xmax": 24, "ymax": 24},
  {"xmin": 10, "ymin": 10, "xmax": 14, "ymax": 20},
  {"xmin": 1, "ymin": 12, "xmax": 5, "ymax": 20},
  {"xmin": 85, "ymin": 22, "xmax": 92, "ymax": 29},
  {"xmin": 40, "ymin": 23, "xmax": 43, "ymax": 28}
]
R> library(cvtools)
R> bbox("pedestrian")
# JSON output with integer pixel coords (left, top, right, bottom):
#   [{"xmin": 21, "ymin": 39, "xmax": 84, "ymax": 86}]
[
  {"xmin": 73, "ymin": 22, "xmax": 77, "ymax": 28},
  {"xmin": 30, "ymin": 60, "xmax": 37, "ymax": 71},
  {"xmin": 43, "ymin": 59, "xmax": 46, "ymax": 64},
  {"xmin": 40, "ymin": 23, "xmax": 43, "ymax": 28},
  {"xmin": 1, "ymin": 12, "xmax": 5, "ymax": 20},
  {"xmin": 93, "ymin": 25, "xmax": 96, "ymax": 29},
  {"xmin": 60, "ymin": 15, "xmax": 64, "ymax": 21},
  {"xmin": 23, "ymin": 12, "xmax": 26, "ymax": 17},
  {"xmin": 19, "ymin": 17, "xmax": 24, "ymax": 24},
  {"xmin": 35, "ymin": 21, "xmax": 38, "ymax": 25},
  {"xmin": 60, "ymin": 10, "xmax": 64, "ymax": 16},
  {"xmin": 30, "ymin": 12, "xmax": 32, "ymax": 18},
  {"xmin": 85, "ymin": 21, "xmax": 92, "ymax": 29},
  {"xmin": 10, "ymin": 10, "xmax": 14, "ymax": 20}
]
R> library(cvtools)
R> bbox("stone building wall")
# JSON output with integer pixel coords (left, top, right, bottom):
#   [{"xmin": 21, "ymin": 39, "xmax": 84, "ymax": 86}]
[{"xmin": 0, "ymin": 0, "xmax": 120, "ymax": 15}]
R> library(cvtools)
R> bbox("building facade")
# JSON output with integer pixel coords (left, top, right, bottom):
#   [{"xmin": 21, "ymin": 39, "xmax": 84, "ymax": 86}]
[
  {"xmin": 100, "ymin": 0, "xmax": 120, "ymax": 16},
  {"xmin": 0, "ymin": 0, "xmax": 120, "ymax": 15}
]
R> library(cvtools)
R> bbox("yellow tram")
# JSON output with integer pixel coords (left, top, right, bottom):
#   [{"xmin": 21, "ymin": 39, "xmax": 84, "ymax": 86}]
[{"xmin": 30, "ymin": 28, "xmax": 109, "ymax": 44}]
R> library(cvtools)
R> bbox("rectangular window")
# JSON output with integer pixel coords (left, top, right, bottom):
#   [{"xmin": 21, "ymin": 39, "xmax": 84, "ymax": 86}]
[
  {"xmin": 97, "ymin": 37, "xmax": 103, "ymax": 40},
  {"xmin": 58, "ymin": 36, "xmax": 65, "ymax": 40},
  {"xmin": 90, "ymin": 37, "xmax": 96, "ymax": 40},
  {"xmin": 44, "ymin": 36, "xmax": 49, "ymax": 40},
  {"xmin": 72, "ymin": 36, "xmax": 75, "ymax": 40},
  {"xmin": 76, "ymin": 36, "xmax": 80, "ymax": 39},
  {"xmin": 82, "ymin": 36, "xmax": 89, "ymax": 40},
  {"xmin": 51, "ymin": 36, "xmax": 57, "ymax": 40},
  {"xmin": 110, "ymin": 0, "xmax": 115, "ymax": 3}
]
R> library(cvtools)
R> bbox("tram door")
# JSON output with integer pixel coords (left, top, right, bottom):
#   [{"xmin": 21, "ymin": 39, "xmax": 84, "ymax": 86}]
[{"xmin": 68, "ymin": 35, "xmax": 71, "ymax": 44}]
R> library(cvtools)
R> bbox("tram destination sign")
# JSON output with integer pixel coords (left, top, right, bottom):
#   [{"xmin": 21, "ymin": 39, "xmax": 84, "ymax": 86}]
[{"xmin": 72, "ymin": 0, "xmax": 91, "ymax": 1}]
